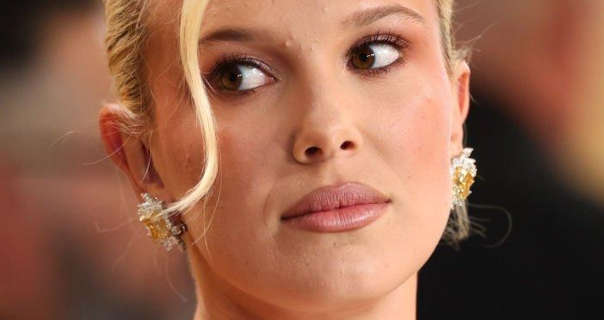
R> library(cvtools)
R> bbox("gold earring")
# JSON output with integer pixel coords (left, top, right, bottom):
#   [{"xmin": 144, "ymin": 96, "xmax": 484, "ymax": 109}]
[
  {"xmin": 450, "ymin": 148, "xmax": 477, "ymax": 209},
  {"xmin": 137, "ymin": 193, "xmax": 186, "ymax": 251}
]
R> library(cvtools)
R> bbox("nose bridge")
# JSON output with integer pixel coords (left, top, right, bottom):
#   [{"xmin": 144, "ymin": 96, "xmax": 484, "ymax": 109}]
[{"xmin": 290, "ymin": 69, "xmax": 363, "ymax": 165}]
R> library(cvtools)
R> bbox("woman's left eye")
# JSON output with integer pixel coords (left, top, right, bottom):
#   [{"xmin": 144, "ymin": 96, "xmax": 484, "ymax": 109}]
[{"xmin": 350, "ymin": 42, "xmax": 401, "ymax": 71}]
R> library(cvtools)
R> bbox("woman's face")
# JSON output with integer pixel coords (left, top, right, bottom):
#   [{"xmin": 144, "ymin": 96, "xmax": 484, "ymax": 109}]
[{"xmin": 139, "ymin": 0, "xmax": 469, "ymax": 313}]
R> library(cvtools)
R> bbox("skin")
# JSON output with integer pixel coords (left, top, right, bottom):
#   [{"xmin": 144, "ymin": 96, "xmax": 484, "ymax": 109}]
[{"xmin": 99, "ymin": 0, "xmax": 470, "ymax": 319}]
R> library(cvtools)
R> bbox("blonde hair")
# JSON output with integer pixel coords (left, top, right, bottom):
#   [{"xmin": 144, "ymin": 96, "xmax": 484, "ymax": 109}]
[{"xmin": 103, "ymin": 0, "xmax": 470, "ymax": 245}]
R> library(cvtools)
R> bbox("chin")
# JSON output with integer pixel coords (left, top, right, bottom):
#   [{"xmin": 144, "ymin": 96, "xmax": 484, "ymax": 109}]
[{"xmin": 268, "ymin": 236, "xmax": 418, "ymax": 311}]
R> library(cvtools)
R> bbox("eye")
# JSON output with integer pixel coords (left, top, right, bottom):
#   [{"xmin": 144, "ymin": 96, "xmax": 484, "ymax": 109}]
[
  {"xmin": 217, "ymin": 64, "xmax": 270, "ymax": 91},
  {"xmin": 208, "ymin": 59, "xmax": 273, "ymax": 93},
  {"xmin": 350, "ymin": 42, "xmax": 400, "ymax": 70}
]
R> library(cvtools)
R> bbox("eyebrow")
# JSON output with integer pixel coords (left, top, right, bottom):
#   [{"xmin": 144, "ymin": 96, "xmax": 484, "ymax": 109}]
[
  {"xmin": 342, "ymin": 4, "xmax": 426, "ymax": 27},
  {"xmin": 199, "ymin": 4, "xmax": 425, "ymax": 44},
  {"xmin": 200, "ymin": 28, "xmax": 258, "ymax": 44}
]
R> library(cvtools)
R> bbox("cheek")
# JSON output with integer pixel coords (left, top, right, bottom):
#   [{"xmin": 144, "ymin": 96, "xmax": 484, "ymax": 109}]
[
  {"xmin": 371, "ymin": 77, "xmax": 453, "ymax": 241},
  {"xmin": 198, "ymin": 112, "xmax": 284, "ymax": 241},
  {"xmin": 153, "ymin": 110, "xmax": 206, "ymax": 198},
  {"xmin": 154, "ymin": 107, "xmax": 284, "ymax": 281},
  {"xmin": 158, "ymin": 110, "xmax": 276, "ymax": 216},
  {"xmin": 211, "ymin": 123, "xmax": 278, "ymax": 221}
]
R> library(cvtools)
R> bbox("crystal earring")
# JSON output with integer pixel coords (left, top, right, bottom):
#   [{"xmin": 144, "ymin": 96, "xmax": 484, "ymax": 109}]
[
  {"xmin": 450, "ymin": 148, "xmax": 478, "ymax": 209},
  {"xmin": 137, "ymin": 193, "xmax": 186, "ymax": 251}
]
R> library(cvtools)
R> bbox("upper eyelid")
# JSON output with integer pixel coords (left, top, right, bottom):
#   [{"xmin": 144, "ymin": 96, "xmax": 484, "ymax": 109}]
[
  {"xmin": 346, "ymin": 33, "xmax": 409, "ymax": 58},
  {"xmin": 204, "ymin": 55, "xmax": 279, "ymax": 90},
  {"xmin": 207, "ymin": 56, "xmax": 270, "ymax": 76}
]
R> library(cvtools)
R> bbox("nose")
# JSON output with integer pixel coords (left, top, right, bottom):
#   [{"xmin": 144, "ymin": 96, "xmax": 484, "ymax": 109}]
[
  {"xmin": 292, "ymin": 115, "xmax": 363, "ymax": 165},
  {"xmin": 290, "ymin": 58, "xmax": 364, "ymax": 165}
]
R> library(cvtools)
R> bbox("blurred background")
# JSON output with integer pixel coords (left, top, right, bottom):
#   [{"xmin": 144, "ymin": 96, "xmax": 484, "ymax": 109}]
[{"xmin": 0, "ymin": 0, "xmax": 602, "ymax": 319}]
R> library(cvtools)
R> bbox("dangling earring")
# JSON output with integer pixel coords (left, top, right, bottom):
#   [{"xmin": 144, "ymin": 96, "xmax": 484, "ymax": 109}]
[
  {"xmin": 137, "ymin": 193, "xmax": 187, "ymax": 252},
  {"xmin": 450, "ymin": 148, "xmax": 477, "ymax": 209}
]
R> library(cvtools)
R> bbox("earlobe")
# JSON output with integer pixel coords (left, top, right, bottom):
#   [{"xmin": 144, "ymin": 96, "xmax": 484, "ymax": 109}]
[{"xmin": 98, "ymin": 103, "xmax": 160, "ymax": 198}]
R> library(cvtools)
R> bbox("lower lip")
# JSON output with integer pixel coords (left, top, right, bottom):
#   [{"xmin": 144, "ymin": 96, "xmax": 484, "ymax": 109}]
[{"xmin": 281, "ymin": 202, "xmax": 390, "ymax": 233}]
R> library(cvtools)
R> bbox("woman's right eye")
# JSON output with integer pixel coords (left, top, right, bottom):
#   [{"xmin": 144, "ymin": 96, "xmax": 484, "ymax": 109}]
[{"xmin": 210, "ymin": 62, "xmax": 273, "ymax": 93}]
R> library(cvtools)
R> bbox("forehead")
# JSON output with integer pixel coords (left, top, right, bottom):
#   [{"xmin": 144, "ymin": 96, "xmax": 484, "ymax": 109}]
[
  {"xmin": 149, "ymin": 0, "xmax": 438, "ymax": 38},
  {"xmin": 207, "ymin": 0, "xmax": 435, "ymax": 31}
]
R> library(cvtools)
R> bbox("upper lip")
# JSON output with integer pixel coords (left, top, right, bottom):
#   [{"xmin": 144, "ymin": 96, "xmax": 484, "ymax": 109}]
[{"xmin": 281, "ymin": 182, "xmax": 391, "ymax": 219}]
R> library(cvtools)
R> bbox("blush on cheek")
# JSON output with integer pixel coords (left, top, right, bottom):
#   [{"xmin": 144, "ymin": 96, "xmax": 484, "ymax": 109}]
[
  {"xmin": 394, "ymin": 82, "xmax": 452, "ymax": 218},
  {"xmin": 398, "ymin": 82, "xmax": 450, "ymax": 159}
]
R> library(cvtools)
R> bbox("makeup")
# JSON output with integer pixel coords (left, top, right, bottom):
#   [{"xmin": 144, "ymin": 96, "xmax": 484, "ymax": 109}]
[{"xmin": 281, "ymin": 182, "xmax": 391, "ymax": 232}]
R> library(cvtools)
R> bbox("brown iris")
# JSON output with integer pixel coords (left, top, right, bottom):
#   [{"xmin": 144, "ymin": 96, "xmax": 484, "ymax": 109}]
[
  {"xmin": 219, "ymin": 65, "xmax": 243, "ymax": 90},
  {"xmin": 351, "ymin": 44, "xmax": 376, "ymax": 69}
]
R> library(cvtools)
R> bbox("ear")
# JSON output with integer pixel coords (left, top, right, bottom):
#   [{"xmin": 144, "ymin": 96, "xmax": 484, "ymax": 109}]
[
  {"xmin": 449, "ymin": 61, "xmax": 471, "ymax": 159},
  {"xmin": 98, "ymin": 103, "xmax": 165, "ymax": 202}
]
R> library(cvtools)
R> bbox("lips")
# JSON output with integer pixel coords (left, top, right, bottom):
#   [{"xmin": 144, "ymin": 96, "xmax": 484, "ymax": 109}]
[{"xmin": 281, "ymin": 182, "xmax": 391, "ymax": 220}]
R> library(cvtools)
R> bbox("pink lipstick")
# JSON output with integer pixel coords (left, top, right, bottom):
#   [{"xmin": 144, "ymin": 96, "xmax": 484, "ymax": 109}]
[{"xmin": 281, "ymin": 182, "xmax": 391, "ymax": 232}]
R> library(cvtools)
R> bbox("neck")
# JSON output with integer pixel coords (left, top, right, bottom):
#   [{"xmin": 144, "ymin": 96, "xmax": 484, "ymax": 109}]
[{"xmin": 188, "ymin": 244, "xmax": 417, "ymax": 320}]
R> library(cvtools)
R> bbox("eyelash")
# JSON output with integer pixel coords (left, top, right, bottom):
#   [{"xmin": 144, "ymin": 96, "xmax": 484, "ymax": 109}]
[
  {"xmin": 203, "ymin": 32, "xmax": 411, "ymax": 96},
  {"xmin": 346, "ymin": 32, "xmax": 410, "ymax": 77},
  {"xmin": 203, "ymin": 55, "xmax": 272, "ymax": 97}
]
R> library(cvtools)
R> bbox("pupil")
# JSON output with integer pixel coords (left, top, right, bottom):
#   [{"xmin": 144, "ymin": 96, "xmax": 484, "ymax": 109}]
[
  {"xmin": 353, "ymin": 45, "xmax": 375, "ymax": 69},
  {"xmin": 221, "ymin": 65, "xmax": 243, "ymax": 90}
]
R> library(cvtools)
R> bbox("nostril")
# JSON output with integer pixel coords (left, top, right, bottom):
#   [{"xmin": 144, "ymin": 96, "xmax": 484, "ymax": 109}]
[
  {"xmin": 340, "ymin": 141, "xmax": 354, "ymax": 150},
  {"xmin": 305, "ymin": 146, "xmax": 321, "ymax": 157}
]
